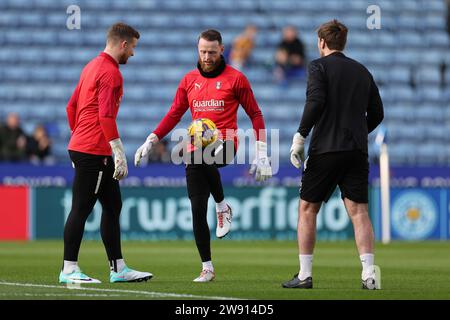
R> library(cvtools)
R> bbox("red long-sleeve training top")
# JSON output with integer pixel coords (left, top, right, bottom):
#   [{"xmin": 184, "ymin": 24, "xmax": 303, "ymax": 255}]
[
  {"xmin": 153, "ymin": 64, "xmax": 265, "ymax": 145},
  {"xmin": 67, "ymin": 52, "xmax": 123, "ymax": 156}
]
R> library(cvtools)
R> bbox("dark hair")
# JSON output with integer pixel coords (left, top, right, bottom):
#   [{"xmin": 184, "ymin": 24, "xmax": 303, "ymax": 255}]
[
  {"xmin": 317, "ymin": 19, "xmax": 348, "ymax": 51},
  {"xmin": 198, "ymin": 29, "xmax": 222, "ymax": 44},
  {"xmin": 107, "ymin": 22, "xmax": 140, "ymax": 43}
]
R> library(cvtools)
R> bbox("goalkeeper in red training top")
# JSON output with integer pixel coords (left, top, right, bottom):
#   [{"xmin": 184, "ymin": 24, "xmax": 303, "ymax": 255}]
[
  {"xmin": 61, "ymin": 23, "xmax": 152, "ymax": 284},
  {"xmin": 134, "ymin": 29, "xmax": 272, "ymax": 282}
]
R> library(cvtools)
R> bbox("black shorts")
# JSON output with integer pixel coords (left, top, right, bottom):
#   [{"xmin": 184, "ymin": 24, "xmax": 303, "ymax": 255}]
[
  {"xmin": 300, "ymin": 150, "xmax": 369, "ymax": 203},
  {"xmin": 184, "ymin": 139, "xmax": 236, "ymax": 168},
  {"xmin": 185, "ymin": 140, "xmax": 236, "ymax": 199},
  {"xmin": 68, "ymin": 150, "xmax": 119, "ymax": 199}
]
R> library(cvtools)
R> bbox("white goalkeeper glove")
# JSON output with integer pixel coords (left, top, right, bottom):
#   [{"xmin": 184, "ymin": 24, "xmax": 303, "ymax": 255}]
[
  {"xmin": 290, "ymin": 132, "xmax": 306, "ymax": 169},
  {"xmin": 134, "ymin": 133, "xmax": 159, "ymax": 167},
  {"xmin": 249, "ymin": 141, "xmax": 272, "ymax": 182},
  {"xmin": 109, "ymin": 138, "xmax": 128, "ymax": 180}
]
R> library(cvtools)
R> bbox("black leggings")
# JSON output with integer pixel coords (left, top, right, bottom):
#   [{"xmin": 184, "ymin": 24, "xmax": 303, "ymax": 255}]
[
  {"xmin": 63, "ymin": 150, "xmax": 123, "ymax": 261},
  {"xmin": 185, "ymin": 140, "xmax": 235, "ymax": 262}
]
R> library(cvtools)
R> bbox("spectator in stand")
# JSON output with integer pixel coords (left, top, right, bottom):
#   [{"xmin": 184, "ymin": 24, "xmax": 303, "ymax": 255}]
[
  {"xmin": 147, "ymin": 139, "xmax": 171, "ymax": 163},
  {"xmin": 0, "ymin": 113, "xmax": 27, "ymax": 162},
  {"xmin": 26, "ymin": 124, "xmax": 54, "ymax": 164},
  {"xmin": 274, "ymin": 25, "xmax": 306, "ymax": 85},
  {"xmin": 136, "ymin": 139, "xmax": 172, "ymax": 165},
  {"xmin": 228, "ymin": 25, "xmax": 258, "ymax": 70}
]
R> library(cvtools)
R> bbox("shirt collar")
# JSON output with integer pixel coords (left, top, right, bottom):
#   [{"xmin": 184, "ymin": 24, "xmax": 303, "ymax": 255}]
[
  {"xmin": 329, "ymin": 51, "xmax": 345, "ymax": 57},
  {"xmin": 197, "ymin": 55, "xmax": 226, "ymax": 78},
  {"xmin": 100, "ymin": 52, "xmax": 119, "ymax": 68}
]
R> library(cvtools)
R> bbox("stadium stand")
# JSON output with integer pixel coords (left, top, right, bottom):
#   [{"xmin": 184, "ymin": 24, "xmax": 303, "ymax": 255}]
[{"xmin": 0, "ymin": 0, "xmax": 449, "ymax": 164}]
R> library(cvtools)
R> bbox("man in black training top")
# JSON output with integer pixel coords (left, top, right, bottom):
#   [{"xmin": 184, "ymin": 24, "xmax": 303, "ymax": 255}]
[{"xmin": 283, "ymin": 19, "xmax": 384, "ymax": 290}]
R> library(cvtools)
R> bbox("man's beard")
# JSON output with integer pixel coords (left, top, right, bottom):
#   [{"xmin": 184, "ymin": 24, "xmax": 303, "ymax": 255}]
[
  {"xmin": 119, "ymin": 53, "xmax": 129, "ymax": 64},
  {"xmin": 198, "ymin": 57, "xmax": 220, "ymax": 72}
]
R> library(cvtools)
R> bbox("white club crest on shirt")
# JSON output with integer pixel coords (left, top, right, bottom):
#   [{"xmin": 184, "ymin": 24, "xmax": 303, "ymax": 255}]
[{"xmin": 216, "ymin": 81, "xmax": 221, "ymax": 89}]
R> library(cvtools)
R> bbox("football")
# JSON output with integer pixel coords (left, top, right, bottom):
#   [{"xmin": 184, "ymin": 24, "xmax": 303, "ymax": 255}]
[{"xmin": 187, "ymin": 118, "xmax": 218, "ymax": 148}]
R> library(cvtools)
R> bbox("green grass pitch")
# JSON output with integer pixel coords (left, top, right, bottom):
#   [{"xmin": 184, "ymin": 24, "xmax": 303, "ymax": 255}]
[{"xmin": 0, "ymin": 240, "xmax": 449, "ymax": 300}]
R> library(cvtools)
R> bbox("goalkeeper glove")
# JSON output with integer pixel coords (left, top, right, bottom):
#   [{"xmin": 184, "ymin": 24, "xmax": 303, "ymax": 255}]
[
  {"xmin": 109, "ymin": 138, "xmax": 128, "ymax": 180},
  {"xmin": 249, "ymin": 141, "xmax": 272, "ymax": 182},
  {"xmin": 134, "ymin": 133, "xmax": 159, "ymax": 167},
  {"xmin": 290, "ymin": 132, "xmax": 306, "ymax": 169}
]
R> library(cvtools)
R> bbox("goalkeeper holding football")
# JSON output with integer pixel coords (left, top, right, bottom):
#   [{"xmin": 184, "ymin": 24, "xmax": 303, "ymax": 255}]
[{"xmin": 135, "ymin": 29, "xmax": 272, "ymax": 282}]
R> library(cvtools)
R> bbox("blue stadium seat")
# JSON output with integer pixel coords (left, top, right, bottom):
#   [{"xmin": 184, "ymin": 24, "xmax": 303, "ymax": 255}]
[
  {"xmin": 46, "ymin": 12, "xmax": 68, "ymax": 27},
  {"xmin": 57, "ymin": 30, "xmax": 84, "ymax": 45},
  {"xmin": 417, "ymin": 143, "xmax": 447, "ymax": 164},
  {"xmin": 389, "ymin": 142, "xmax": 417, "ymax": 164},
  {"xmin": 426, "ymin": 31, "xmax": 450, "ymax": 47},
  {"xmin": 376, "ymin": 0, "xmax": 395, "ymax": 12},
  {"xmin": 379, "ymin": 15, "xmax": 396, "ymax": 31},
  {"xmin": 419, "ymin": 86, "xmax": 444, "ymax": 103},
  {"xmin": 45, "ymin": 49, "xmax": 72, "ymax": 63},
  {"xmin": 69, "ymin": 48, "xmax": 101, "ymax": 64},
  {"xmin": 389, "ymin": 85, "xmax": 417, "ymax": 103},
  {"xmin": 349, "ymin": 32, "xmax": 375, "ymax": 48},
  {"xmin": 31, "ymin": 67, "xmax": 58, "ymax": 82},
  {"xmin": 28, "ymin": 106, "xmax": 58, "ymax": 121},
  {"xmin": 422, "ymin": 49, "xmax": 447, "ymax": 66},
  {"xmin": 394, "ymin": 49, "xmax": 420, "ymax": 66},
  {"xmin": 52, "ymin": 141, "xmax": 69, "ymax": 159},
  {"xmin": 416, "ymin": 66, "xmax": 441, "ymax": 85},
  {"xmin": 19, "ymin": 13, "xmax": 44, "ymax": 27},
  {"xmin": 385, "ymin": 105, "xmax": 415, "ymax": 122},
  {"xmin": 118, "ymin": 122, "xmax": 152, "ymax": 139},
  {"xmin": 421, "ymin": 0, "xmax": 447, "ymax": 12},
  {"xmin": 377, "ymin": 32, "xmax": 397, "ymax": 48},
  {"xmin": 415, "ymin": 105, "xmax": 444, "ymax": 122},
  {"xmin": 5, "ymin": 31, "xmax": 32, "ymax": 45},
  {"xmin": 82, "ymin": 0, "xmax": 115, "ymax": 10},
  {"xmin": 252, "ymin": 49, "xmax": 275, "ymax": 65},
  {"xmin": 398, "ymin": 32, "xmax": 425, "ymax": 48},
  {"xmin": 56, "ymin": 67, "xmax": 81, "ymax": 82},
  {"xmin": 3, "ymin": 67, "xmax": 31, "ymax": 82},
  {"xmin": 423, "ymin": 14, "xmax": 447, "ymax": 30},
  {"xmin": 5, "ymin": 0, "xmax": 30, "ymax": 9},
  {"xmin": 425, "ymin": 125, "xmax": 448, "ymax": 141},
  {"xmin": 389, "ymin": 66, "xmax": 410, "ymax": 84},
  {"xmin": 397, "ymin": 15, "xmax": 418, "ymax": 31},
  {"xmin": 34, "ymin": 0, "xmax": 63, "ymax": 9},
  {"xmin": 0, "ymin": 103, "xmax": 30, "ymax": 118}
]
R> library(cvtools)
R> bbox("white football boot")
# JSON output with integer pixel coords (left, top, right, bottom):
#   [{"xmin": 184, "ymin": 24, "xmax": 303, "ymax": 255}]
[
  {"xmin": 216, "ymin": 204, "xmax": 232, "ymax": 238},
  {"xmin": 362, "ymin": 266, "xmax": 381, "ymax": 290},
  {"xmin": 193, "ymin": 269, "xmax": 216, "ymax": 282},
  {"xmin": 59, "ymin": 267, "xmax": 101, "ymax": 284},
  {"xmin": 110, "ymin": 266, "xmax": 153, "ymax": 283}
]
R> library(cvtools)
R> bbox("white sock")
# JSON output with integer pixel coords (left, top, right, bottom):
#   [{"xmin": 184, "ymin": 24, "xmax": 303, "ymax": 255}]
[
  {"xmin": 63, "ymin": 260, "xmax": 78, "ymax": 274},
  {"xmin": 216, "ymin": 200, "xmax": 228, "ymax": 212},
  {"xmin": 298, "ymin": 254, "xmax": 313, "ymax": 280},
  {"xmin": 202, "ymin": 261, "xmax": 214, "ymax": 271},
  {"xmin": 360, "ymin": 253, "xmax": 375, "ymax": 279},
  {"xmin": 110, "ymin": 259, "xmax": 126, "ymax": 272}
]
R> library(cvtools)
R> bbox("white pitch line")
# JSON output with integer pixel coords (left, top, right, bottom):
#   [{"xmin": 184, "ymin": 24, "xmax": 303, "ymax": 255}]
[
  {"xmin": 0, "ymin": 282, "xmax": 244, "ymax": 300},
  {"xmin": 0, "ymin": 293, "xmax": 124, "ymax": 297}
]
